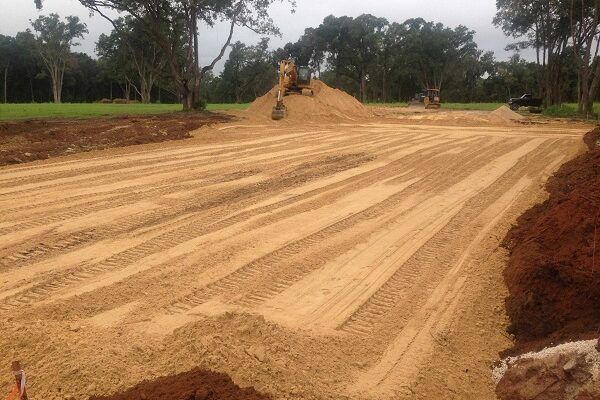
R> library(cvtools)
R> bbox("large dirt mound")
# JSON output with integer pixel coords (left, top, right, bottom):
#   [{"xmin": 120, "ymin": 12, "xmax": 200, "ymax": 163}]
[
  {"xmin": 246, "ymin": 80, "xmax": 372, "ymax": 122},
  {"xmin": 502, "ymin": 128, "xmax": 600, "ymax": 350},
  {"xmin": 89, "ymin": 368, "xmax": 271, "ymax": 400}
]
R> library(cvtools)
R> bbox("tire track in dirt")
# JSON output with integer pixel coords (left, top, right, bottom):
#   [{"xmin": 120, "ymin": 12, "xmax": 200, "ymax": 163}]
[
  {"xmin": 0, "ymin": 128, "xmax": 409, "ymax": 234},
  {"xmin": 0, "ymin": 127, "xmax": 382, "ymax": 196},
  {"xmin": 243, "ymin": 138, "xmax": 548, "ymax": 335},
  {"xmin": 0, "ymin": 133, "xmax": 464, "ymax": 314},
  {"xmin": 0, "ymin": 152, "xmax": 378, "ymax": 309},
  {"xmin": 17, "ymin": 135, "xmax": 482, "ymax": 320},
  {"xmin": 159, "ymin": 136, "xmax": 519, "ymax": 317},
  {"xmin": 351, "ymin": 141, "xmax": 576, "ymax": 398},
  {"xmin": 339, "ymin": 139, "xmax": 562, "ymax": 337},
  {"xmin": 0, "ymin": 130, "xmax": 436, "ymax": 265}
]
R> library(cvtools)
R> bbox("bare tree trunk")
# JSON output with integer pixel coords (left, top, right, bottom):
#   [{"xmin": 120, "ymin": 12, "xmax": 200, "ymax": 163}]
[
  {"xmin": 184, "ymin": 88, "xmax": 193, "ymax": 111},
  {"xmin": 123, "ymin": 81, "xmax": 131, "ymax": 102},
  {"xmin": 192, "ymin": 6, "xmax": 201, "ymax": 107},
  {"xmin": 3, "ymin": 64, "xmax": 8, "ymax": 104},
  {"xmin": 382, "ymin": 68, "xmax": 387, "ymax": 103},
  {"xmin": 30, "ymin": 78, "xmax": 35, "ymax": 103},
  {"xmin": 49, "ymin": 65, "xmax": 64, "ymax": 103},
  {"xmin": 57, "ymin": 68, "xmax": 64, "ymax": 103},
  {"xmin": 360, "ymin": 69, "xmax": 366, "ymax": 103},
  {"xmin": 52, "ymin": 69, "xmax": 59, "ymax": 103}
]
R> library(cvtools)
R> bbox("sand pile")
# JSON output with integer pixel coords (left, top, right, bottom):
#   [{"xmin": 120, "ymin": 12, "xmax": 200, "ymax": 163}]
[
  {"xmin": 490, "ymin": 105, "xmax": 526, "ymax": 124},
  {"xmin": 246, "ymin": 80, "xmax": 372, "ymax": 122}
]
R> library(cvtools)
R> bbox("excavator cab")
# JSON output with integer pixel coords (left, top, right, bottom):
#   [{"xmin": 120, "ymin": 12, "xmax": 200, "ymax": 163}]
[{"xmin": 297, "ymin": 66, "xmax": 312, "ymax": 87}]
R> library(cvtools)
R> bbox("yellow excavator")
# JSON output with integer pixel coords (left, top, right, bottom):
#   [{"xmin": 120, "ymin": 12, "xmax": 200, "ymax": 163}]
[{"xmin": 271, "ymin": 59, "xmax": 314, "ymax": 120}]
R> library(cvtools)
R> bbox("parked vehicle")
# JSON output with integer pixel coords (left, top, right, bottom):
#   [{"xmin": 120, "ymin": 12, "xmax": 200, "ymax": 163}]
[{"xmin": 508, "ymin": 94, "xmax": 543, "ymax": 111}]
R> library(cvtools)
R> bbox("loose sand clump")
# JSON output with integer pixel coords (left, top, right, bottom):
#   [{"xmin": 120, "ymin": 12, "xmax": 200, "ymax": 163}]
[
  {"xmin": 494, "ymin": 339, "xmax": 600, "ymax": 400},
  {"xmin": 246, "ymin": 80, "xmax": 372, "ymax": 122},
  {"xmin": 490, "ymin": 105, "xmax": 525, "ymax": 124}
]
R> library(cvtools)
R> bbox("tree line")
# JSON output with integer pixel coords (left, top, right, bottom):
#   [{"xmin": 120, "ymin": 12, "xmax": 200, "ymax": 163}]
[{"xmin": 1, "ymin": 0, "xmax": 599, "ymax": 115}]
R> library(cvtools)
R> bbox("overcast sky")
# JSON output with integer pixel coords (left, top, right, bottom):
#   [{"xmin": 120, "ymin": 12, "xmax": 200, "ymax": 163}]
[{"xmin": 1, "ymin": 0, "xmax": 526, "ymax": 72}]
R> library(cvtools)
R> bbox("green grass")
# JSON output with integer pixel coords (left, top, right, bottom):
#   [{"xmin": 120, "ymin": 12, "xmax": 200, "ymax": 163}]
[
  {"xmin": 0, "ymin": 102, "xmax": 250, "ymax": 121},
  {"xmin": 3, "ymin": 101, "xmax": 597, "ymax": 121},
  {"xmin": 542, "ymin": 104, "xmax": 578, "ymax": 118},
  {"xmin": 205, "ymin": 103, "xmax": 249, "ymax": 111},
  {"xmin": 540, "ymin": 103, "xmax": 600, "ymax": 119}
]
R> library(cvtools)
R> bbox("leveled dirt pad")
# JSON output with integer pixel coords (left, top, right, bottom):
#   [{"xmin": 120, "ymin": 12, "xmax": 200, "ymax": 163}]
[
  {"xmin": 0, "ymin": 112, "xmax": 230, "ymax": 166},
  {"xmin": 0, "ymin": 109, "xmax": 593, "ymax": 399}
]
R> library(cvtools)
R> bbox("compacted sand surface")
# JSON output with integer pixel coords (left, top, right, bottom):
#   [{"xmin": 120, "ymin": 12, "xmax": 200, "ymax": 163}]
[{"xmin": 0, "ymin": 109, "xmax": 592, "ymax": 399}]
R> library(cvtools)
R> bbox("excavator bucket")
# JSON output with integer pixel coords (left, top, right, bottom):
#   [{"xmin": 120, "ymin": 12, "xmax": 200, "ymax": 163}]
[{"xmin": 271, "ymin": 107, "xmax": 286, "ymax": 120}]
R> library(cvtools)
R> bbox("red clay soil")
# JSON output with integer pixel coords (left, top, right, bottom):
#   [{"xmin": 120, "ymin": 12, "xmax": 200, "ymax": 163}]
[
  {"xmin": 0, "ymin": 112, "xmax": 231, "ymax": 167},
  {"xmin": 89, "ymin": 368, "xmax": 271, "ymax": 400},
  {"xmin": 502, "ymin": 127, "xmax": 600, "ymax": 352}
]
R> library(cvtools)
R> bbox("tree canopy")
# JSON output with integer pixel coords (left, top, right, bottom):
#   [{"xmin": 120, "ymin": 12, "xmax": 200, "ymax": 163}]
[{"xmin": 17, "ymin": 1, "xmax": 600, "ymax": 114}]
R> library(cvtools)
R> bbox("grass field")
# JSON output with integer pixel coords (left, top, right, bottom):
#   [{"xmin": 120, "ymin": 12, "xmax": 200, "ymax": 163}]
[
  {"xmin": 1, "ymin": 101, "xmax": 598, "ymax": 121},
  {"xmin": 0, "ymin": 103, "xmax": 250, "ymax": 121}
]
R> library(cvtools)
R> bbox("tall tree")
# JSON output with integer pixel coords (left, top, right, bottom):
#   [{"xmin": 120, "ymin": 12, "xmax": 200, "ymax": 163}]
[
  {"xmin": 31, "ymin": 14, "xmax": 88, "ymax": 103},
  {"xmin": 219, "ymin": 38, "xmax": 276, "ymax": 103},
  {"xmin": 310, "ymin": 14, "xmax": 388, "ymax": 101},
  {"xmin": 569, "ymin": 0, "xmax": 600, "ymax": 115},
  {"xmin": 0, "ymin": 35, "xmax": 15, "ymax": 103},
  {"xmin": 96, "ymin": 29, "xmax": 134, "ymax": 101},
  {"xmin": 14, "ymin": 31, "xmax": 41, "ymax": 103},
  {"xmin": 400, "ymin": 19, "xmax": 480, "ymax": 92},
  {"xmin": 71, "ymin": 0, "xmax": 294, "ymax": 110},
  {"xmin": 495, "ymin": 0, "xmax": 571, "ymax": 106},
  {"xmin": 97, "ymin": 16, "xmax": 166, "ymax": 103}
]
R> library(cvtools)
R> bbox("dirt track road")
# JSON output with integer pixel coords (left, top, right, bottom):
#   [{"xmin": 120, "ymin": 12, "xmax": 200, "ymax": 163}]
[{"xmin": 0, "ymin": 119, "xmax": 589, "ymax": 399}]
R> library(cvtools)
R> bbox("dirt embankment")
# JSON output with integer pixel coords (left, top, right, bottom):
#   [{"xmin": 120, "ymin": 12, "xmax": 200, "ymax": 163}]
[
  {"xmin": 0, "ymin": 112, "xmax": 231, "ymax": 167},
  {"xmin": 502, "ymin": 127, "xmax": 600, "ymax": 351},
  {"xmin": 89, "ymin": 369, "xmax": 271, "ymax": 400},
  {"xmin": 495, "ymin": 128, "xmax": 600, "ymax": 400}
]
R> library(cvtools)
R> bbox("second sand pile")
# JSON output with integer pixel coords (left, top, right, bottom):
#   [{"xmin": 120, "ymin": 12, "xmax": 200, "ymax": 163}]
[
  {"xmin": 246, "ymin": 80, "xmax": 372, "ymax": 122},
  {"xmin": 490, "ymin": 105, "xmax": 525, "ymax": 124}
]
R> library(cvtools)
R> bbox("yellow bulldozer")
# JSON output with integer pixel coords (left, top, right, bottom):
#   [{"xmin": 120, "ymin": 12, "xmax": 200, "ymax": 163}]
[
  {"xmin": 410, "ymin": 88, "xmax": 441, "ymax": 109},
  {"xmin": 271, "ymin": 60, "xmax": 314, "ymax": 120}
]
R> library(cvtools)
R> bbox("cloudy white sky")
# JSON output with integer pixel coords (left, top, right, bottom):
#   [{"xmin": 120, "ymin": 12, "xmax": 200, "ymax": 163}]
[{"xmin": 1, "ymin": 0, "xmax": 525, "ymax": 71}]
